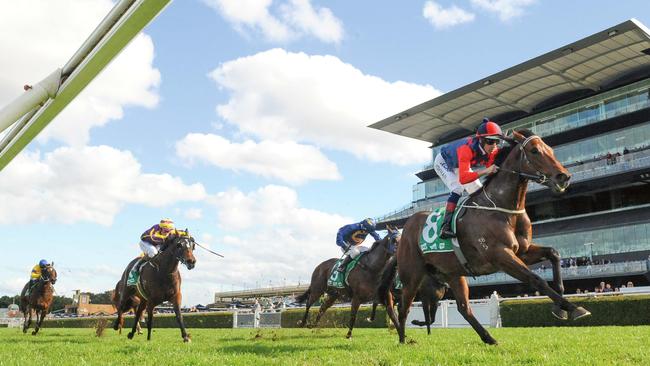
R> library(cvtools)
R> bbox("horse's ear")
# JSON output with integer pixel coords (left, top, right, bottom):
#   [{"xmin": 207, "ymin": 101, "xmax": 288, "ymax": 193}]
[{"xmin": 511, "ymin": 130, "xmax": 525, "ymax": 143}]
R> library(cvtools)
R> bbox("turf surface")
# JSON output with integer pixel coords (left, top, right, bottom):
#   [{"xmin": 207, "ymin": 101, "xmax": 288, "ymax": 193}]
[{"xmin": 0, "ymin": 326, "xmax": 648, "ymax": 365}]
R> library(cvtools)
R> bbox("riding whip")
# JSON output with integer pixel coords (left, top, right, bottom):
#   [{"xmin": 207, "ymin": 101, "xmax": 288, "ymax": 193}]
[{"xmin": 195, "ymin": 242, "xmax": 225, "ymax": 258}]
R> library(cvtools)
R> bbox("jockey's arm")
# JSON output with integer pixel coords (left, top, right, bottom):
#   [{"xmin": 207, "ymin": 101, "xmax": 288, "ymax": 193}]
[
  {"xmin": 457, "ymin": 145, "xmax": 496, "ymax": 184},
  {"xmin": 336, "ymin": 227, "xmax": 348, "ymax": 248},
  {"xmin": 30, "ymin": 265, "xmax": 41, "ymax": 279},
  {"xmin": 370, "ymin": 230, "xmax": 381, "ymax": 241}
]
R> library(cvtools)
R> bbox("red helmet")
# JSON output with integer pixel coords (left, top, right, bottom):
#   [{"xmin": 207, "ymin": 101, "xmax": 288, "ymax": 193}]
[{"xmin": 476, "ymin": 118, "xmax": 502, "ymax": 139}]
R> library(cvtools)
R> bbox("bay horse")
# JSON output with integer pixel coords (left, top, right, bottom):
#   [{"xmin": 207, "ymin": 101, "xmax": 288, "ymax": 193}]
[
  {"xmin": 20, "ymin": 264, "xmax": 57, "ymax": 335},
  {"xmin": 294, "ymin": 226, "xmax": 400, "ymax": 338},
  {"xmin": 113, "ymin": 233, "xmax": 196, "ymax": 342},
  {"xmin": 379, "ymin": 129, "xmax": 591, "ymax": 344}
]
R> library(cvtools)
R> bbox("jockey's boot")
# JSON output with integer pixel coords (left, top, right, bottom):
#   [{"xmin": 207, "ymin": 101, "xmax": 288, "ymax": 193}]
[
  {"xmin": 337, "ymin": 255, "xmax": 352, "ymax": 273},
  {"xmin": 439, "ymin": 209, "xmax": 456, "ymax": 239},
  {"xmin": 127, "ymin": 258, "xmax": 144, "ymax": 287}
]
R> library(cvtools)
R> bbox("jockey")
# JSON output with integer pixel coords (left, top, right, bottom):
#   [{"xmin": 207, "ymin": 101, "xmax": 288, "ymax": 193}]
[
  {"xmin": 127, "ymin": 218, "xmax": 188, "ymax": 286},
  {"xmin": 28, "ymin": 259, "xmax": 48, "ymax": 294},
  {"xmin": 335, "ymin": 218, "xmax": 381, "ymax": 272},
  {"xmin": 434, "ymin": 118, "xmax": 503, "ymax": 239}
]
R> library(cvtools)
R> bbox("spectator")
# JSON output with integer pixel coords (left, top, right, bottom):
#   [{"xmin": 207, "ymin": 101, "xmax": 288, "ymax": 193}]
[
  {"xmin": 576, "ymin": 288, "xmax": 582, "ymax": 294},
  {"xmin": 599, "ymin": 281, "xmax": 606, "ymax": 291},
  {"xmin": 627, "ymin": 281, "xmax": 634, "ymax": 288},
  {"xmin": 623, "ymin": 147, "xmax": 629, "ymax": 155},
  {"xmin": 606, "ymin": 152, "xmax": 612, "ymax": 165},
  {"xmin": 603, "ymin": 284, "xmax": 613, "ymax": 293}
]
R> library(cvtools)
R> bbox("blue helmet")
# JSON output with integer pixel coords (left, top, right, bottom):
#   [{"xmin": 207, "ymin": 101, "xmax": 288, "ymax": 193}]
[
  {"xmin": 39, "ymin": 259, "xmax": 49, "ymax": 267},
  {"xmin": 362, "ymin": 218, "xmax": 376, "ymax": 231}
]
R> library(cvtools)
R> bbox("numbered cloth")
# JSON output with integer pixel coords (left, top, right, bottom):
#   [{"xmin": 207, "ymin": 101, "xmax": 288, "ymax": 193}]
[
  {"xmin": 419, "ymin": 208, "xmax": 460, "ymax": 253},
  {"xmin": 327, "ymin": 254, "xmax": 364, "ymax": 288}
]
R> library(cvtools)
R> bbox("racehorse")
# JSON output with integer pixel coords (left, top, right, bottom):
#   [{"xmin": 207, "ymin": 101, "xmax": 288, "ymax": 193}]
[
  {"xmin": 294, "ymin": 226, "xmax": 400, "ymax": 338},
  {"xmin": 368, "ymin": 257, "xmax": 447, "ymax": 335},
  {"xmin": 113, "ymin": 233, "xmax": 196, "ymax": 342},
  {"xmin": 379, "ymin": 129, "xmax": 591, "ymax": 344},
  {"xmin": 20, "ymin": 265, "xmax": 57, "ymax": 335}
]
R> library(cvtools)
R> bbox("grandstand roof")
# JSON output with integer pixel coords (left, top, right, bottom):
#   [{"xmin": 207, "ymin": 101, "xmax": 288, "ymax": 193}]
[{"xmin": 369, "ymin": 19, "xmax": 650, "ymax": 146}]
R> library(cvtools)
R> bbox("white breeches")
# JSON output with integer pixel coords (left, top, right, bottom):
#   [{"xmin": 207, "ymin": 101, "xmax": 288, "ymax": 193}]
[
  {"xmin": 433, "ymin": 153, "xmax": 483, "ymax": 195},
  {"xmin": 342, "ymin": 245, "xmax": 369, "ymax": 258},
  {"xmin": 139, "ymin": 241, "xmax": 159, "ymax": 258}
]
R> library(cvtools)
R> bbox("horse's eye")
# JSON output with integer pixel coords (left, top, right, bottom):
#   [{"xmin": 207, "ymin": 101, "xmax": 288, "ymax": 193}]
[{"xmin": 531, "ymin": 147, "xmax": 539, "ymax": 154}]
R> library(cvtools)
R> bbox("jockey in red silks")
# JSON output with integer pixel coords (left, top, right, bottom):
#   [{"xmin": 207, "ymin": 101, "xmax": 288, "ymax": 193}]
[{"xmin": 434, "ymin": 118, "xmax": 504, "ymax": 239}]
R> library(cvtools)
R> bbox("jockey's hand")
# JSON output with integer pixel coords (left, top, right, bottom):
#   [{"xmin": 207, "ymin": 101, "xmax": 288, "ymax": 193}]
[{"xmin": 481, "ymin": 165, "xmax": 498, "ymax": 176}]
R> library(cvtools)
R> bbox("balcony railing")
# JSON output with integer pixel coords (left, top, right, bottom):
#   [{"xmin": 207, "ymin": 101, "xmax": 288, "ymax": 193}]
[{"xmin": 468, "ymin": 260, "xmax": 649, "ymax": 286}]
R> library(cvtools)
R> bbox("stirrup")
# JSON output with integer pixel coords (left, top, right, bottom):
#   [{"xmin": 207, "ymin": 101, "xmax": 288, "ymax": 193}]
[{"xmin": 439, "ymin": 227, "xmax": 456, "ymax": 239}]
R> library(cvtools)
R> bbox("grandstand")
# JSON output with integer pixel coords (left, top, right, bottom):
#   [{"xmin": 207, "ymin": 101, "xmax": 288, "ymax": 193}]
[
  {"xmin": 213, "ymin": 284, "xmax": 309, "ymax": 308},
  {"xmin": 370, "ymin": 19, "xmax": 650, "ymax": 297}
]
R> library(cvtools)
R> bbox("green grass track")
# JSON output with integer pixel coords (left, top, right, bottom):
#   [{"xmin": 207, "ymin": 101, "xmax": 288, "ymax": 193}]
[{"xmin": 1, "ymin": 326, "xmax": 648, "ymax": 365}]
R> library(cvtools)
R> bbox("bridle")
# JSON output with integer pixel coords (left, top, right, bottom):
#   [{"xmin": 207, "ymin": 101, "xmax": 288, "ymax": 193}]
[{"xmin": 498, "ymin": 135, "xmax": 549, "ymax": 185}]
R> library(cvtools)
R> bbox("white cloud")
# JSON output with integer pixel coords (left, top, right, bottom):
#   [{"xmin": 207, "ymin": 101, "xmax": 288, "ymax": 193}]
[
  {"xmin": 470, "ymin": 0, "xmax": 536, "ymax": 21},
  {"xmin": 0, "ymin": 146, "xmax": 206, "ymax": 226},
  {"xmin": 176, "ymin": 133, "xmax": 341, "ymax": 185},
  {"xmin": 423, "ymin": 1, "xmax": 475, "ymax": 29},
  {"xmin": 202, "ymin": 0, "xmax": 343, "ymax": 44},
  {"xmin": 0, "ymin": 0, "xmax": 160, "ymax": 146},
  {"xmin": 180, "ymin": 184, "xmax": 369, "ymax": 304},
  {"xmin": 210, "ymin": 49, "xmax": 437, "ymax": 165},
  {"xmin": 184, "ymin": 208, "xmax": 204, "ymax": 220}
]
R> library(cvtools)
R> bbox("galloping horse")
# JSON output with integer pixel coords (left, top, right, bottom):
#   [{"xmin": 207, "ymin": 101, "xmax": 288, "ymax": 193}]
[
  {"xmin": 379, "ymin": 129, "xmax": 590, "ymax": 344},
  {"xmin": 20, "ymin": 265, "xmax": 57, "ymax": 335},
  {"xmin": 113, "ymin": 233, "xmax": 196, "ymax": 342},
  {"xmin": 295, "ymin": 226, "xmax": 400, "ymax": 338}
]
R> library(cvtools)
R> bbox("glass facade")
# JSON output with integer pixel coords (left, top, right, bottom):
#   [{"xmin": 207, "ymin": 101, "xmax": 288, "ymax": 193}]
[{"xmin": 535, "ymin": 222, "xmax": 650, "ymax": 258}]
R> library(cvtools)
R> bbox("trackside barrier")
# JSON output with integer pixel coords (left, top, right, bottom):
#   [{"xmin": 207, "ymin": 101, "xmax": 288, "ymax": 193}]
[
  {"xmin": 406, "ymin": 293, "xmax": 501, "ymax": 329},
  {"xmin": 233, "ymin": 309, "xmax": 282, "ymax": 328}
]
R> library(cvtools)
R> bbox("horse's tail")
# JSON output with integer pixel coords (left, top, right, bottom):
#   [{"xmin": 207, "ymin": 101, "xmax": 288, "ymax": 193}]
[
  {"xmin": 378, "ymin": 256, "xmax": 398, "ymax": 304},
  {"xmin": 294, "ymin": 288, "xmax": 311, "ymax": 304}
]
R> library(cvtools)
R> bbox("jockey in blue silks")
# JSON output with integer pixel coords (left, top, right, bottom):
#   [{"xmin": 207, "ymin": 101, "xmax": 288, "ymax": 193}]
[
  {"xmin": 335, "ymin": 218, "xmax": 381, "ymax": 272},
  {"xmin": 434, "ymin": 118, "xmax": 504, "ymax": 239}
]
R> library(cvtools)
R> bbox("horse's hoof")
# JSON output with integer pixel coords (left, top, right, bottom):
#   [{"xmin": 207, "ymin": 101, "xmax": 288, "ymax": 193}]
[
  {"xmin": 365, "ymin": 317, "xmax": 373, "ymax": 322},
  {"xmin": 31, "ymin": 331, "xmax": 37, "ymax": 335},
  {"xmin": 484, "ymin": 338, "xmax": 498, "ymax": 346},
  {"xmin": 570, "ymin": 307, "xmax": 591, "ymax": 321},
  {"xmin": 127, "ymin": 332, "xmax": 134, "ymax": 340},
  {"xmin": 184, "ymin": 337, "xmax": 191, "ymax": 343},
  {"xmin": 346, "ymin": 333, "xmax": 352, "ymax": 339},
  {"xmin": 551, "ymin": 306, "xmax": 569, "ymax": 320}
]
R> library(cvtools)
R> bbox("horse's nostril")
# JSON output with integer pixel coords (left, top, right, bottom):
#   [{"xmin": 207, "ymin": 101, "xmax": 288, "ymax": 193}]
[{"xmin": 556, "ymin": 173, "xmax": 570, "ymax": 184}]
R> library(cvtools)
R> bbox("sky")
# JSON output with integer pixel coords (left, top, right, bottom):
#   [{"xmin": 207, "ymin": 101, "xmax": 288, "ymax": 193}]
[{"xmin": 0, "ymin": 0, "xmax": 649, "ymax": 306}]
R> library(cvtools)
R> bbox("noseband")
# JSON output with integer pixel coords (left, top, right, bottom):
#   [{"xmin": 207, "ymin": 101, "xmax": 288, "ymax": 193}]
[{"xmin": 500, "ymin": 135, "xmax": 549, "ymax": 185}]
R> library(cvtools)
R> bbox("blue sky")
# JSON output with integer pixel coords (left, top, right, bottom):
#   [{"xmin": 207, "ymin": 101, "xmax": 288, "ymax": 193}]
[{"xmin": 1, "ymin": 0, "xmax": 649, "ymax": 305}]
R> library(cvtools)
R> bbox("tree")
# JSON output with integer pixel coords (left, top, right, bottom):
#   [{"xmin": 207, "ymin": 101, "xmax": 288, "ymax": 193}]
[
  {"xmin": 50, "ymin": 296, "xmax": 73, "ymax": 312},
  {"xmin": 0, "ymin": 295, "xmax": 20, "ymax": 308},
  {"xmin": 89, "ymin": 290, "xmax": 113, "ymax": 304}
]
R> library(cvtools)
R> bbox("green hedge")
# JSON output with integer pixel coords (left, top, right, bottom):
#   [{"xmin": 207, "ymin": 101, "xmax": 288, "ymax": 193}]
[
  {"xmin": 501, "ymin": 295, "xmax": 650, "ymax": 327},
  {"xmin": 43, "ymin": 312, "xmax": 234, "ymax": 329},
  {"xmin": 281, "ymin": 305, "xmax": 388, "ymax": 328}
]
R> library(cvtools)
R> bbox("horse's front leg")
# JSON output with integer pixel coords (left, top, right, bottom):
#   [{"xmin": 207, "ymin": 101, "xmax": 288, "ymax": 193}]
[
  {"xmin": 497, "ymin": 248, "xmax": 590, "ymax": 321},
  {"xmin": 447, "ymin": 276, "xmax": 497, "ymax": 345},
  {"xmin": 346, "ymin": 297, "xmax": 362, "ymax": 339},
  {"xmin": 518, "ymin": 243, "xmax": 567, "ymax": 319},
  {"xmin": 32, "ymin": 309, "xmax": 45, "ymax": 335},
  {"xmin": 172, "ymin": 293, "xmax": 190, "ymax": 342},
  {"xmin": 22, "ymin": 308, "xmax": 32, "ymax": 334},
  {"xmin": 128, "ymin": 302, "xmax": 146, "ymax": 340}
]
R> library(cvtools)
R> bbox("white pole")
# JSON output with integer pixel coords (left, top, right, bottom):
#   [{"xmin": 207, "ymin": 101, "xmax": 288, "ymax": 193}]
[{"xmin": 0, "ymin": 69, "xmax": 61, "ymax": 134}]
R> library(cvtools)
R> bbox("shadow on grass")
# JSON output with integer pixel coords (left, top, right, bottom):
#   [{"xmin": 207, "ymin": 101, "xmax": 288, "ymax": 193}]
[{"xmin": 219, "ymin": 343, "xmax": 349, "ymax": 356}]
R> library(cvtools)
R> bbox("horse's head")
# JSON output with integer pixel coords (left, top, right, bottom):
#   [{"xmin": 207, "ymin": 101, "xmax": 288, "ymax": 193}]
[
  {"xmin": 383, "ymin": 224, "xmax": 400, "ymax": 254},
  {"xmin": 170, "ymin": 232, "xmax": 197, "ymax": 270},
  {"xmin": 509, "ymin": 129, "xmax": 571, "ymax": 193},
  {"xmin": 41, "ymin": 265, "xmax": 57, "ymax": 284}
]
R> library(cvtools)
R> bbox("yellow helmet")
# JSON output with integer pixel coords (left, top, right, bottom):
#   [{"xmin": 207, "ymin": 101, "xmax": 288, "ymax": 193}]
[{"xmin": 159, "ymin": 218, "xmax": 175, "ymax": 231}]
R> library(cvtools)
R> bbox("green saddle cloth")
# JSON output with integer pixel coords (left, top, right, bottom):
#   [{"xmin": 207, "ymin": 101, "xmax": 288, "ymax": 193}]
[
  {"xmin": 327, "ymin": 254, "xmax": 364, "ymax": 289},
  {"xmin": 419, "ymin": 206, "xmax": 462, "ymax": 254}
]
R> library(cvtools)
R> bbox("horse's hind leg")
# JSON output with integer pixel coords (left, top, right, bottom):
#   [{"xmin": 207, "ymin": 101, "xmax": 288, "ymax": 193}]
[
  {"xmin": 518, "ymin": 243, "xmax": 567, "ymax": 319},
  {"xmin": 32, "ymin": 309, "xmax": 45, "ymax": 335},
  {"xmin": 498, "ymin": 249, "xmax": 590, "ymax": 321},
  {"xmin": 397, "ymin": 271, "xmax": 423, "ymax": 344},
  {"xmin": 299, "ymin": 289, "xmax": 320, "ymax": 327},
  {"xmin": 314, "ymin": 293, "xmax": 338, "ymax": 327},
  {"xmin": 447, "ymin": 276, "xmax": 497, "ymax": 345}
]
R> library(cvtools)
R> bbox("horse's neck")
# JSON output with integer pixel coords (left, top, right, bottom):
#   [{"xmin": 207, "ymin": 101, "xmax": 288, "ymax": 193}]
[
  {"xmin": 483, "ymin": 149, "xmax": 529, "ymax": 211},
  {"xmin": 153, "ymin": 249, "xmax": 179, "ymax": 274},
  {"xmin": 363, "ymin": 243, "xmax": 390, "ymax": 272}
]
